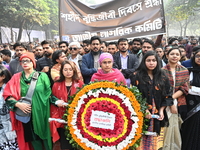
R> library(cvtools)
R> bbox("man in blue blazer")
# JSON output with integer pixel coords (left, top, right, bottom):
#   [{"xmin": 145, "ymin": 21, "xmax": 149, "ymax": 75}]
[{"xmin": 81, "ymin": 36, "xmax": 102, "ymax": 84}]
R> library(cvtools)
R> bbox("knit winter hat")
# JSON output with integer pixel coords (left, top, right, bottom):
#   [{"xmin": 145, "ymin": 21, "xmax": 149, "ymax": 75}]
[
  {"xmin": 99, "ymin": 53, "xmax": 113, "ymax": 64},
  {"xmin": 20, "ymin": 52, "xmax": 36, "ymax": 68}
]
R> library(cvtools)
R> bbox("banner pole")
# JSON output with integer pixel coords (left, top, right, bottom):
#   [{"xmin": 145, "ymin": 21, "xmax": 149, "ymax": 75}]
[{"xmin": 59, "ymin": 0, "xmax": 61, "ymax": 41}]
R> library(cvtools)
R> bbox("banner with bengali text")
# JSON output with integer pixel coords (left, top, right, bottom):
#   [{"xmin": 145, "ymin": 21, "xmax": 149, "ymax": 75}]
[{"xmin": 59, "ymin": 0, "xmax": 165, "ymax": 42}]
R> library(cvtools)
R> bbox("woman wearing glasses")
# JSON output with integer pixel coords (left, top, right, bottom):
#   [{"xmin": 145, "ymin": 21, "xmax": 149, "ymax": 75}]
[{"xmin": 3, "ymin": 52, "xmax": 54, "ymax": 150}]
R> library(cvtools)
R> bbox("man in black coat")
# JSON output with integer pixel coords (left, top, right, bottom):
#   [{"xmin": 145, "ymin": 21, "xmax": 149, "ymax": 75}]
[{"xmin": 113, "ymin": 38, "xmax": 139, "ymax": 87}]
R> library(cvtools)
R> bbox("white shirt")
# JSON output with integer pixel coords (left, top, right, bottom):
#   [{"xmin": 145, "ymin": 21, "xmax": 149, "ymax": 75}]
[{"xmin": 69, "ymin": 56, "xmax": 80, "ymax": 70}]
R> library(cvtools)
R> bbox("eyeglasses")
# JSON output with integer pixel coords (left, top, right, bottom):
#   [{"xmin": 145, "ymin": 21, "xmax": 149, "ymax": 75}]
[
  {"xmin": 195, "ymin": 55, "xmax": 200, "ymax": 58},
  {"xmin": 69, "ymin": 47, "xmax": 78, "ymax": 51},
  {"xmin": 191, "ymin": 43, "xmax": 197, "ymax": 45},
  {"xmin": 20, "ymin": 60, "xmax": 32, "ymax": 64}
]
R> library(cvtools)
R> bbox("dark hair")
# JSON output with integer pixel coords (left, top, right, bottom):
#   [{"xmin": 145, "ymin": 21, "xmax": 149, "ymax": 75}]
[
  {"xmin": 191, "ymin": 49, "xmax": 200, "ymax": 68},
  {"xmin": 108, "ymin": 42, "xmax": 117, "ymax": 47},
  {"xmin": 117, "ymin": 38, "xmax": 128, "ymax": 45},
  {"xmin": 137, "ymin": 51, "xmax": 167, "ymax": 95},
  {"xmin": 52, "ymin": 50, "xmax": 64, "ymax": 65},
  {"xmin": 3, "ymin": 44, "xmax": 8, "ymax": 49},
  {"xmin": 82, "ymin": 40, "xmax": 90, "ymax": 45},
  {"xmin": 178, "ymin": 45, "xmax": 186, "ymax": 57},
  {"xmin": 142, "ymin": 39, "xmax": 155, "ymax": 50},
  {"xmin": 155, "ymin": 46, "xmax": 163, "ymax": 50},
  {"xmin": 192, "ymin": 38, "xmax": 198, "ymax": 42},
  {"xmin": 142, "ymin": 37, "xmax": 149, "ymax": 41},
  {"xmin": 57, "ymin": 60, "xmax": 79, "ymax": 82},
  {"xmin": 128, "ymin": 41, "xmax": 133, "ymax": 45},
  {"xmin": 90, "ymin": 36, "xmax": 102, "ymax": 44},
  {"xmin": 58, "ymin": 41, "xmax": 68, "ymax": 47},
  {"xmin": 168, "ymin": 38, "xmax": 178, "ymax": 45},
  {"xmin": 102, "ymin": 41, "xmax": 108, "ymax": 47},
  {"xmin": 41, "ymin": 40, "xmax": 52, "ymax": 47},
  {"xmin": 178, "ymin": 45, "xmax": 186, "ymax": 51},
  {"xmin": 132, "ymin": 38, "xmax": 143, "ymax": 45},
  {"xmin": 166, "ymin": 46, "xmax": 181, "ymax": 55},
  {"xmin": 0, "ymin": 65, "xmax": 12, "ymax": 83},
  {"xmin": 13, "ymin": 43, "xmax": 27, "ymax": 50},
  {"xmin": 0, "ymin": 49, "xmax": 11, "ymax": 57},
  {"xmin": 192, "ymin": 45, "xmax": 200, "ymax": 53},
  {"xmin": 164, "ymin": 45, "xmax": 172, "ymax": 51},
  {"xmin": 178, "ymin": 37, "xmax": 183, "ymax": 42}
]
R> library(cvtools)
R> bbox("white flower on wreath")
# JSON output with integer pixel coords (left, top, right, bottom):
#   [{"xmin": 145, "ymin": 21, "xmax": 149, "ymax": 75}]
[
  {"xmin": 87, "ymin": 90, "xmax": 93, "ymax": 97},
  {"xmin": 105, "ymin": 88, "xmax": 113, "ymax": 95}
]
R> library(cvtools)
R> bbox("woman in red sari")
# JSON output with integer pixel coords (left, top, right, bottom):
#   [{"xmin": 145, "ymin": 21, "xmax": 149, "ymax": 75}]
[
  {"xmin": 3, "ymin": 52, "xmax": 52, "ymax": 150},
  {"xmin": 50, "ymin": 60, "xmax": 84, "ymax": 150}
]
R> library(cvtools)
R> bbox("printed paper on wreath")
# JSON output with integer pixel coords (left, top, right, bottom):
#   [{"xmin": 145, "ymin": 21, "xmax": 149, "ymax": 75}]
[{"xmin": 90, "ymin": 110, "xmax": 116, "ymax": 130}]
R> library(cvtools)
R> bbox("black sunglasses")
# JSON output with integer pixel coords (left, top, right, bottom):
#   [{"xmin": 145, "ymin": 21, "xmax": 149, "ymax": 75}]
[{"xmin": 69, "ymin": 47, "xmax": 78, "ymax": 51}]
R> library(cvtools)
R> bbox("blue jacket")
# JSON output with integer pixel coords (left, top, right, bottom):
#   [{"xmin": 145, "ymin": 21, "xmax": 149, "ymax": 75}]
[
  {"xmin": 181, "ymin": 59, "xmax": 192, "ymax": 68},
  {"xmin": 81, "ymin": 52, "xmax": 98, "ymax": 84}
]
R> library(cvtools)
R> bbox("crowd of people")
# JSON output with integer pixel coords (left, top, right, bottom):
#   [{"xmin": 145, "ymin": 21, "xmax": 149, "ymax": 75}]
[{"xmin": 0, "ymin": 35, "xmax": 199, "ymax": 150}]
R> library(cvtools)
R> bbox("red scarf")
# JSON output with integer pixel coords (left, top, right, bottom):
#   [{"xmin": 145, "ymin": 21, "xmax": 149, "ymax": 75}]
[
  {"xmin": 91, "ymin": 68, "xmax": 126, "ymax": 85},
  {"xmin": 50, "ymin": 80, "xmax": 84, "ymax": 142},
  {"xmin": 3, "ymin": 73, "xmax": 31, "ymax": 150}
]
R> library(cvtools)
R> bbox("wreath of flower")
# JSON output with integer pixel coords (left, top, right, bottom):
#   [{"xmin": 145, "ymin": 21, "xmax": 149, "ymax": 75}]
[{"xmin": 64, "ymin": 81, "xmax": 147, "ymax": 150}]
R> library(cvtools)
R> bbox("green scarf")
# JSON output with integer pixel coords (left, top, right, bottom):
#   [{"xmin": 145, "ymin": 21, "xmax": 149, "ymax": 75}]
[{"xmin": 20, "ymin": 71, "xmax": 52, "ymax": 150}]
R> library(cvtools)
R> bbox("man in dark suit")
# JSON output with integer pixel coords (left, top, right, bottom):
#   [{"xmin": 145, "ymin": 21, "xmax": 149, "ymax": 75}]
[
  {"xmin": 113, "ymin": 38, "xmax": 139, "ymax": 87},
  {"xmin": 81, "ymin": 36, "xmax": 102, "ymax": 84}
]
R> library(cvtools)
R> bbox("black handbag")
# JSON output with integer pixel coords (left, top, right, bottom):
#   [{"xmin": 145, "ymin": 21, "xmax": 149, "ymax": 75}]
[{"xmin": 15, "ymin": 72, "xmax": 39, "ymax": 123}]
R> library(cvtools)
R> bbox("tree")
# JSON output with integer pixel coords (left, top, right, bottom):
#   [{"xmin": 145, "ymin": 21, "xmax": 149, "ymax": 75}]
[
  {"xmin": 0, "ymin": 0, "xmax": 51, "ymax": 42},
  {"xmin": 165, "ymin": 0, "xmax": 200, "ymax": 36},
  {"xmin": 41, "ymin": 0, "xmax": 59, "ymax": 40},
  {"xmin": 25, "ymin": 21, "xmax": 35, "ymax": 42}
]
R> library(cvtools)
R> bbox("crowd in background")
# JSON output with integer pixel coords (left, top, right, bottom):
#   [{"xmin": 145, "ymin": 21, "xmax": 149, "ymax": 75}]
[{"xmin": 0, "ymin": 34, "xmax": 200, "ymax": 150}]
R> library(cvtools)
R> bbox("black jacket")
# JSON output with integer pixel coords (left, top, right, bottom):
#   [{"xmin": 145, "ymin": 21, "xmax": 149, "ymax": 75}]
[
  {"xmin": 113, "ymin": 51, "xmax": 139, "ymax": 79},
  {"xmin": 130, "ymin": 72, "xmax": 173, "ymax": 134}
]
